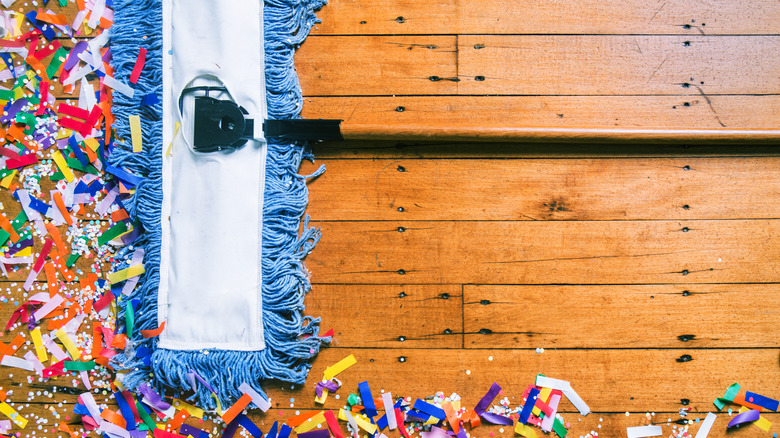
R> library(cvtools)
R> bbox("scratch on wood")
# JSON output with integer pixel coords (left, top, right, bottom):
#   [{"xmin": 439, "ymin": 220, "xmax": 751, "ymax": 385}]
[
  {"xmin": 648, "ymin": 54, "xmax": 669, "ymax": 81},
  {"xmin": 648, "ymin": 1, "xmax": 667, "ymax": 23},
  {"xmin": 486, "ymin": 249, "xmax": 712, "ymax": 265},
  {"xmin": 694, "ymin": 85, "xmax": 726, "ymax": 127}
]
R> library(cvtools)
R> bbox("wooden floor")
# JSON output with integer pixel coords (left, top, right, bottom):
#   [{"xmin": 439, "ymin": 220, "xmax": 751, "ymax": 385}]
[
  {"xmin": 0, "ymin": 1, "xmax": 777, "ymax": 438},
  {"xmin": 291, "ymin": 1, "xmax": 779, "ymax": 437}
]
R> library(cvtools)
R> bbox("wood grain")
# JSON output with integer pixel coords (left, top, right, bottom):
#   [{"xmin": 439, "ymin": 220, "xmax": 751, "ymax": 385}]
[
  {"xmin": 301, "ymin": 96, "xmax": 780, "ymax": 139},
  {"xmin": 311, "ymin": 141, "xmax": 780, "ymax": 159},
  {"xmin": 307, "ymin": 219, "xmax": 778, "ymax": 284},
  {"xmin": 302, "ymin": 158, "xmax": 780, "ymax": 221},
  {"xmin": 463, "ymin": 284, "xmax": 780, "ymax": 348},
  {"xmin": 458, "ymin": 35, "xmax": 779, "ymax": 96},
  {"xmin": 311, "ymin": 0, "xmax": 780, "ymax": 36},
  {"xmin": 296, "ymin": 36, "xmax": 458, "ymax": 96},
  {"xmin": 305, "ymin": 284, "xmax": 462, "ymax": 349},
  {"xmin": 258, "ymin": 348, "xmax": 780, "ymax": 414}
]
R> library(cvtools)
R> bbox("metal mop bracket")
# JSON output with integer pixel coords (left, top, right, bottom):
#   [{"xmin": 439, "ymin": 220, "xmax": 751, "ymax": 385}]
[{"xmin": 183, "ymin": 86, "xmax": 343, "ymax": 152}]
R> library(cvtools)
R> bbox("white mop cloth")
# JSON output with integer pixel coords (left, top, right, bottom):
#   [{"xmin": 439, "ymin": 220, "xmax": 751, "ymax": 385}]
[{"xmin": 158, "ymin": 0, "xmax": 267, "ymax": 351}]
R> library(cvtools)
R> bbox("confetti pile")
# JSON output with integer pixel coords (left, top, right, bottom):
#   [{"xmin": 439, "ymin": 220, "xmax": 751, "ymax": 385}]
[{"xmin": 0, "ymin": 2, "xmax": 777, "ymax": 438}]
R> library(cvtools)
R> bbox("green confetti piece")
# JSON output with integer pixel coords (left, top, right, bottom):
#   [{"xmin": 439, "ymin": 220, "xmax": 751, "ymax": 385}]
[
  {"xmin": 723, "ymin": 382, "xmax": 740, "ymax": 401},
  {"xmin": 98, "ymin": 222, "xmax": 131, "ymax": 246},
  {"xmin": 0, "ymin": 90, "xmax": 14, "ymax": 101},
  {"xmin": 715, "ymin": 382, "xmax": 741, "ymax": 410},
  {"xmin": 46, "ymin": 47, "xmax": 68, "ymax": 79},
  {"xmin": 553, "ymin": 417, "xmax": 567, "ymax": 438},
  {"xmin": 125, "ymin": 302, "xmax": 135, "ymax": 337},
  {"xmin": 135, "ymin": 400, "xmax": 156, "ymax": 430},
  {"xmin": 63, "ymin": 360, "xmax": 96, "ymax": 371},
  {"xmin": 50, "ymin": 171, "xmax": 65, "ymax": 181},
  {"xmin": 0, "ymin": 230, "xmax": 10, "ymax": 248},
  {"xmin": 347, "ymin": 393, "xmax": 359, "ymax": 406},
  {"xmin": 66, "ymin": 252, "xmax": 80, "ymax": 268},
  {"xmin": 15, "ymin": 112, "xmax": 36, "ymax": 127},
  {"xmin": 65, "ymin": 157, "xmax": 98, "ymax": 175},
  {"xmin": 11, "ymin": 210, "xmax": 27, "ymax": 231},
  {"xmin": 58, "ymin": 0, "xmax": 67, "ymax": 6}
]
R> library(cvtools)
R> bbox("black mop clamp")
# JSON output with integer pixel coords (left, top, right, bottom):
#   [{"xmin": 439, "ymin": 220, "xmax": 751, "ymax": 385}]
[{"xmin": 183, "ymin": 86, "xmax": 343, "ymax": 152}]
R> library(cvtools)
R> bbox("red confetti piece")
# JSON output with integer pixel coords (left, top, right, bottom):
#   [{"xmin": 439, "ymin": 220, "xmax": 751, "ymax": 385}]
[{"xmin": 129, "ymin": 47, "xmax": 147, "ymax": 84}]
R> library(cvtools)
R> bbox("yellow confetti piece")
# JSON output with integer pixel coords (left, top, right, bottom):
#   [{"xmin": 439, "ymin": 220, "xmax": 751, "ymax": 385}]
[
  {"xmin": 15, "ymin": 247, "xmax": 32, "ymax": 258},
  {"xmin": 323, "ymin": 354, "xmax": 357, "ymax": 380},
  {"xmin": 31, "ymin": 327, "xmax": 47, "ymax": 363},
  {"xmin": 738, "ymin": 406, "xmax": 772, "ymax": 431},
  {"xmin": 129, "ymin": 115, "xmax": 142, "ymax": 153},
  {"xmin": 514, "ymin": 422, "xmax": 538, "ymax": 438},
  {"xmin": 166, "ymin": 122, "xmax": 180, "ymax": 157},
  {"xmin": 211, "ymin": 393, "xmax": 222, "ymax": 416},
  {"xmin": 295, "ymin": 412, "xmax": 326, "ymax": 433},
  {"xmin": 0, "ymin": 170, "xmax": 16, "ymax": 189},
  {"xmin": 55, "ymin": 328, "xmax": 81, "ymax": 360},
  {"xmin": 107, "ymin": 264, "xmax": 145, "ymax": 284},
  {"xmin": 83, "ymin": 137, "xmax": 100, "ymax": 152},
  {"xmin": 173, "ymin": 399, "xmax": 204, "ymax": 419},
  {"xmin": 314, "ymin": 388, "xmax": 328, "ymax": 405},
  {"xmin": 354, "ymin": 414, "xmax": 377, "ymax": 434},
  {"xmin": 51, "ymin": 150, "xmax": 75, "ymax": 182},
  {"xmin": 532, "ymin": 387, "xmax": 552, "ymax": 416},
  {"xmin": 0, "ymin": 401, "xmax": 27, "ymax": 428}
]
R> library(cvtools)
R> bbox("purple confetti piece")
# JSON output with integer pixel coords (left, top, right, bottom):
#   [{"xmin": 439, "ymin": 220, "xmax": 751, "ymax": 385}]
[
  {"xmin": 298, "ymin": 430, "xmax": 330, "ymax": 438},
  {"xmin": 138, "ymin": 383, "xmax": 171, "ymax": 411},
  {"xmin": 2, "ymin": 99, "xmax": 29, "ymax": 124},
  {"xmin": 473, "ymin": 382, "xmax": 502, "ymax": 415},
  {"xmin": 478, "ymin": 412, "xmax": 513, "ymax": 425},
  {"xmin": 190, "ymin": 369, "xmax": 218, "ymax": 395},
  {"xmin": 64, "ymin": 41, "xmax": 88, "ymax": 71},
  {"xmin": 727, "ymin": 409, "xmax": 760, "ymax": 428}
]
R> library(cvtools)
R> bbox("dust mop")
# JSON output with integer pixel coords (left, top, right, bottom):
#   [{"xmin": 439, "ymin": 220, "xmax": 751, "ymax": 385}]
[{"xmin": 108, "ymin": 0, "xmax": 329, "ymax": 409}]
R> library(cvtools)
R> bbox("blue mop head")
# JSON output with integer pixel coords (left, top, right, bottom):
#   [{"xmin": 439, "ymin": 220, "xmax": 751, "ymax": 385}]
[{"xmin": 107, "ymin": 0, "xmax": 330, "ymax": 409}]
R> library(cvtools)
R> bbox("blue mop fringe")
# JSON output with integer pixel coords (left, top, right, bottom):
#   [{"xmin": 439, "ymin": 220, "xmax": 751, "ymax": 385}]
[{"xmin": 107, "ymin": 0, "xmax": 329, "ymax": 410}]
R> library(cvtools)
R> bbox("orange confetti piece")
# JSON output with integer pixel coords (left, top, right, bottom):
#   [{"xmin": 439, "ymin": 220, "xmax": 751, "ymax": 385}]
[
  {"xmin": 0, "ymin": 334, "xmax": 26, "ymax": 357},
  {"xmin": 442, "ymin": 401, "xmax": 459, "ymax": 433},
  {"xmin": 44, "ymin": 262, "xmax": 58, "ymax": 296},
  {"xmin": 111, "ymin": 334, "xmax": 127, "ymax": 349},
  {"xmin": 100, "ymin": 408, "xmax": 127, "ymax": 429},
  {"xmin": 140, "ymin": 322, "xmax": 166, "ymax": 339},
  {"xmin": 0, "ymin": 214, "xmax": 20, "ymax": 243},
  {"xmin": 59, "ymin": 421, "xmax": 78, "ymax": 438},
  {"xmin": 221, "ymin": 393, "xmax": 252, "ymax": 425},
  {"xmin": 44, "ymin": 222, "xmax": 68, "ymax": 257},
  {"xmin": 287, "ymin": 410, "xmax": 319, "ymax": 428},
  {"xmin": 167, "ymin": 408, "xmax": 191, "ymax": 430},
  {"xmin": 52, "ymin": 192, "xmax": 73, "ymax": 226},
  {"xmin": 35, "ymin": 13, "xmax": 68, "ymax": 26},
  {"xmin": 51, "ymin": 253, "xmax": 75, "ymax": 281},
  {"xmin": 111, "ymin": 209, "xmax": 129, "ymax": 222}
]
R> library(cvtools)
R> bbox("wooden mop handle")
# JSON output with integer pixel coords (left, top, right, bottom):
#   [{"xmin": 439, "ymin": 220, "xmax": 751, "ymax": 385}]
[
  {"xmin": 264, "ymin": 119, "xmax": 780, "ymax": 143},
  {"xmin": 339, "ymin": 122, "xmax": 780, "ymax": 143}
]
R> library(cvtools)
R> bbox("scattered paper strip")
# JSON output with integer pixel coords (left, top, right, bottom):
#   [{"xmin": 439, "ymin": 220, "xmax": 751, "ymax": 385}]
[{"xmin": 626, "ymin": 425, "xmax": 663, "ymax": 438}]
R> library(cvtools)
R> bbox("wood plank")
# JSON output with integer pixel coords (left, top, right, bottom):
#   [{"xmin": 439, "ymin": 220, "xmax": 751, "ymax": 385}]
[
  {"xmin": 258, "ymin": 348, "xmax": 780, "ymax": 414},
  {"xmin": 296, "ymin": 36, "xmax": 458, "ymax": 96},
  {"xmin": 305, "ymin": 284, "xmax": 462, "ymax": 348},
  {"xmin": 312, "ymin": 0, "xmax": 780, "ymax": 35},
  {"xmin": 10, "ymin": 348, "xmax": 779, "ymax": 414},
  {"xmin": 463, "ymin": 284, "xmax": 780, "ymax": 348},
  {"xmin": 302, "ymin": 158, "xmax": 780, "ymax": 221},
  {"xmin": 458, "ymin": 35, "xmax": 780, "ymax": 96},
  {"xmin": 311, "ymin": 140, "xmax": 780, "ymax": 159},
  {"xmin": 301, "ymin": 96, "xmax": 780, "ymax": 139},
  {"xmin": 306, "ymin": 220, "xmax": 778, "ymax": 284},
  {"xmin": 10, "ymin": 394, "xmax": 778, "ymax": 438}
]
